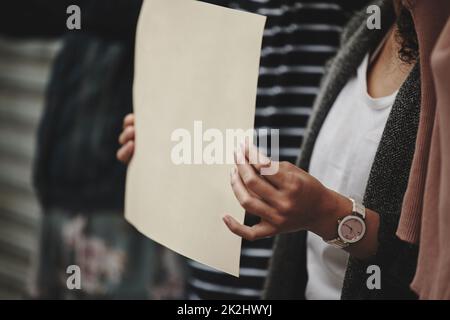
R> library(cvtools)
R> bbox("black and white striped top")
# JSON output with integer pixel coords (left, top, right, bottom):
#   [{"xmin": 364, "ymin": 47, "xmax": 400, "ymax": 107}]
[{"xmin": 188, "ymin": 0, "xmax": 363, "ymax": 300}]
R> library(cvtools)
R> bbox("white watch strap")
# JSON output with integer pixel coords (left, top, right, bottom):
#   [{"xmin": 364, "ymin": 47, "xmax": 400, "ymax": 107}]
[{"xmin": 350, "ymin": 198, "xmax": 366, "ymax": 219}]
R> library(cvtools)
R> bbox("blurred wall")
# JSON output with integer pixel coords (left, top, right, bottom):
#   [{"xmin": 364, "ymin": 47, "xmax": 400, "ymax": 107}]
[{"xmin": 0, "ymin": 37, "xmax": 60, "ymax": 298}]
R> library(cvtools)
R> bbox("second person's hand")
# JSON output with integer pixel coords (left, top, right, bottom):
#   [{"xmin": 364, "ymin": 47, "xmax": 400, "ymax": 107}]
[{"xmin": 117, "ymin": 113, "xmax": 135, "ymax": 164}]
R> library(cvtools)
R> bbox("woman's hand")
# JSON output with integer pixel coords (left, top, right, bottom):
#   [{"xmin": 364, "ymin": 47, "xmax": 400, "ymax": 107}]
[
  {"xmin": 117, "ymin": 113, "xmax": 135, "ymax": 164},
  {"xmin": 223, "ymin": 141, "xmax": 352, "ymax": 242}
]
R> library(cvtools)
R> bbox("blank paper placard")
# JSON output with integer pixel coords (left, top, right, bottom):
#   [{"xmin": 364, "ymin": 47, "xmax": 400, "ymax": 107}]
[{"xmin": 126, "ymin": 0, "xmax": 266, "ymax": 276}]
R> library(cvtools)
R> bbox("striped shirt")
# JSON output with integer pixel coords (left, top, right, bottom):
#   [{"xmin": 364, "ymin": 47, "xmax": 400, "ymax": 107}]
[{"xmin": 188, "ymin": 0, "xmax": 362, "ymax": 300}]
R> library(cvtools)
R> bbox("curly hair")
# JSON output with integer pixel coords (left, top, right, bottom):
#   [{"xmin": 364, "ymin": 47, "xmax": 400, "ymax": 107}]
[{"xmin": 395, "ymin": 5, "xmax": 419, "ymax": 64}]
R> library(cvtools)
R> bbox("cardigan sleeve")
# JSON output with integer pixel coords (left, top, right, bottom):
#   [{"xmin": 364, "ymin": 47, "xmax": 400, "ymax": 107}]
[{"xmin": 342, "ymin": 64, "xmax": 422, "ymax": 300}]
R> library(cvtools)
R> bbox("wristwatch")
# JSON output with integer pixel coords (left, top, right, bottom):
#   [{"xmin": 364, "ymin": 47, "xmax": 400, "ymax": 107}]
[{"xmin": 325, "ymin": 198, "xmax": 366, "ymax": 249}]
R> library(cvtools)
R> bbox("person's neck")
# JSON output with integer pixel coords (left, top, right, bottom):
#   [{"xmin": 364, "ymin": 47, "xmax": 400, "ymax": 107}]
[{"xmin": 366, "ymin": 25, "xmax": 414, "ymax": 98}]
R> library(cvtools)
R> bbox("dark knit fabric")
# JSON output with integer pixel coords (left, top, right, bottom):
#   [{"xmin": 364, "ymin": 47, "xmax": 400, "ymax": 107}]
[
  {"xmin": 34, "ymin": 34, "xmax": 135, "ymax": 211},
  {"xmin": 264, "ymin": 0, "xmax": 420, "ymax": 300}
]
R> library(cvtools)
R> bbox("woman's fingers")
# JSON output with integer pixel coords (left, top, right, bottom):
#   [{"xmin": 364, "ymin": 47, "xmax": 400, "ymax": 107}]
[
  {"xmin": 245, "ymin": 139, "xmax": 271, "ymax": 168},
  {"xmin": 234, "ymin": 147, "xmax": 281, "ymax": 207},
  {"xmin": 123, "ymin": 113, "xmax": 135, "ymax": 128},
  {"xmin": 230, "ymin": 166, "xmax": 281, "ymax": 225},
  {"xmin": 117, "ymin": 140, "xmax": 135, "ymax": 163},
  {"xmin": 222, "ymin": 215, "xmax": 277, "ymax": 241},
  {"xmin": 242, "ymin": 141, "xmax": 286, "ymax": 188},
  {"xmin": 118, "ymin": 114, "xmax": 136, "ymax": 163},
  {"xmin": 119, "ymin": 125, "xmax": 135, "ymax": 145}
]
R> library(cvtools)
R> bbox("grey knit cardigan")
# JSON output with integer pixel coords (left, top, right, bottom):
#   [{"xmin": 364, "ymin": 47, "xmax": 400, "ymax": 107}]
[{"xmin": 264, "ymin": 0, "xmax": 420, "ymax": 300}]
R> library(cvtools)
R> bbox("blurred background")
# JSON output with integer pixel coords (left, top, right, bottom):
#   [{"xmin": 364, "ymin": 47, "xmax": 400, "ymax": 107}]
[
  {"xmin": 0, "ymin": 1, "xmax": 175, "ymax": 299},
  {"xmin": 0, "ymin": 37, "xmax": 60, "ymax": 298}
]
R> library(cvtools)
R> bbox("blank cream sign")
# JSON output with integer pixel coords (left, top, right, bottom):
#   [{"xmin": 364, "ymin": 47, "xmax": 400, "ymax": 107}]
[{"xmin": 126, "ymin": 0, "xmax": 266, "ymax": 276}]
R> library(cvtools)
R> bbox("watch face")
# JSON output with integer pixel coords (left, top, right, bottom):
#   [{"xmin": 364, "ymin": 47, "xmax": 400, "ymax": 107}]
[{"xmin": 338, "ymin": 216, "xmax": 366, "ymax": 243}]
